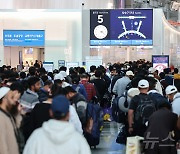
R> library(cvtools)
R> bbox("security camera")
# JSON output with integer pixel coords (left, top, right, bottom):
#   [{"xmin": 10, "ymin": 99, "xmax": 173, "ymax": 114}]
[{"xmin": 82, "ymin": 3, "xmax": 84, "ymax": 6}]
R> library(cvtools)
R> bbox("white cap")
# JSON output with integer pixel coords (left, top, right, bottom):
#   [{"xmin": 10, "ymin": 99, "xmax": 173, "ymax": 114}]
[
  {"xmin": 138, "ymin": 79, "xmax": 149, "ymax": 88},
  {"xmin": 165, "ymin": 85, "xmax": 177, "ymax": 95},
  {"xmin": 60, "ymin": 71, "xmax": 67, "ymax": 78},
  {"xmin": 128, "ymin": 88, "xmax": 140, "ymax": 98},
  {"xmin": 148, "ymin": 67, "xmax": 156, "ymax": 74},
  {"xmin": 0, "ymin": 87, "xmax": 10, "ymax": 99},
  {"xmin": 126, "ymin": 71, "xmax": 134, "ymax": 76},
  {"xmin": 54, "ymin": 73, "xmax": 65, "ymax": 81}
]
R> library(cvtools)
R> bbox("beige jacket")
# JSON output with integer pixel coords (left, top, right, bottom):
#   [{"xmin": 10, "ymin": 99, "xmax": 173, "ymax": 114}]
[{"xmin": 0, "ymin": 110, "xmax": 19, "ymax": 154}]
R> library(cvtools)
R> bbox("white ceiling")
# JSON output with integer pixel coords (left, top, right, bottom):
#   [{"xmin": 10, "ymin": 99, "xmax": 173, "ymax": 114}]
[{"xmin": 0, "ymin": 0, "xmax": 114, "ymax": 9}]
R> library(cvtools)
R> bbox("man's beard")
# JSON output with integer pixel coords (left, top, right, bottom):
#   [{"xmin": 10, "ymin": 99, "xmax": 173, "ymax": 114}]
[
  {"xmin": 8, "ymin": 104, "xmax": 18, "ymax": 117},
  {"xmin": 35, "ymin": 88, "xmax": 40, "ymax": 93}
]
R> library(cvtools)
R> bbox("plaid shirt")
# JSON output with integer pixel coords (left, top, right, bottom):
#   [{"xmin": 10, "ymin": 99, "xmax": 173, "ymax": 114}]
[{"xmin": 80, "ymin": 80, "xmax": 96, "ymax": 101}]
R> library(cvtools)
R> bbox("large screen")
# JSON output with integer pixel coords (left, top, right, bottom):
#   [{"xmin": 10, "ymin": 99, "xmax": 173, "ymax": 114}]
[
  {"xmin": 3, "ymin": 30, "xmax": 45, "ymax": 46},
  {"xmin": 90, "ymin": 9, "xmax": 153, "ymax": 46},
  {"xmin": 152, "ymin": 55, "xmax": 169, "ymax": 73}
]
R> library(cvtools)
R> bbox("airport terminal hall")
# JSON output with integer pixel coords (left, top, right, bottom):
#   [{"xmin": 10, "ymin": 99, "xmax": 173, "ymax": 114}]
[{"xmin": 0, "ymin": 0, "xmax": 180, "ymax": 154}]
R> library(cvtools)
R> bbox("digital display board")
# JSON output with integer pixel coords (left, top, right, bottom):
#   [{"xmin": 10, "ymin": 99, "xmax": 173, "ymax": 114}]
[
  {"xmin": 3, "ymin": 30, "xmax": 45, "ymax": 46},
  {"xmin": 43, "ymin": 62, "xmax": 54, "ymax": 72},
  {"xmin": 152, "ymin": 55, "xmax": 169, "ymax": 73},
  {"xmin": 90, "ymin": 9, "xmax": 153, "ymax": 46}
]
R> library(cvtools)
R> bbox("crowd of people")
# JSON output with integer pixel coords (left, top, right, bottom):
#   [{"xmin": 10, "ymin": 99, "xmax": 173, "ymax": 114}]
[{"xmin": 0, "ymin": 59, "xmax": 180, "ymax": 154}]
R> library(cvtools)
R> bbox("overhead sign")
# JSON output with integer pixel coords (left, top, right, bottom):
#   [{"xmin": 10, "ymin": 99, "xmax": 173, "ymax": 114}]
[
  {"xmin": 43, "ymin": 62, "xmax": 54, "ymax": 72},
  {"xmin": 152, "ymin": 55, "xmax": 169, "ymax": 73},
  {"xmin": 3, "ymin": 30, "xmax": 45, "ymax": 46},
  {"xmin": 85, "ymin": 56, "xmax": 102, "ymax": 72},
  {"xmin": 90, "ymin": 9, "xmax": 153, "ymax": 46},
  {"xmin": 58, "ymin": 60, "xmax": 65, "ymax": 68},
  {"xmin": 66, "ymin": 62, "xmax": 79, "ymax": 68}
]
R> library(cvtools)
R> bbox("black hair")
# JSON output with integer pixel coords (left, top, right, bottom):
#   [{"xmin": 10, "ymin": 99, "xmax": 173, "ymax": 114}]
[
  {"xmin": 131, "ymin": 77, "xmax": 142, "ymax": 88},
  {"xmin": 13, "ymin": 72, "xmax": 19, "ymax": 78},
  {"xmin": 109, "ymin": 65, "xmax": 113, "ymax": 72},
  {"xmin": 72, "ymin": 77, "xmax": 80, "ymax": 85},
  {"xmin": 95, "ymin": 70, "xmax": 102, "ymax": 78},
  {"xmin": 90, "ymin": 65, "xmax": 96, "ymax": 72},
  {"xmin": 10, "ymin": 82, "xmax": 24, "ymax": 96},
  {"xmin": 69, "ymin": 69, "xmax": 77, "ymax": 76},
  {"xmin": 0, "ymin": 67, "xmax": 4, "ymax": 73},
  {"xmin": 38, "ymin": 67, "xmax": 46, "ymax": 76},
  {"xmin": 44, "ymin": 80, "xmax": 53, "ymax": 86},
  {"xmin": 159, "ymin": 72, "xmax": 165, "ymax": 79},
  {"xmin": 20, "ymin": 72, "xmax": 26, "ymax": 79},
  {"xmin": 59, "ymin": 66, "xmax": 67, "ymax": 72},
  {"xmin": 158, "ymin": 102, "xmax": 172, "ymax": 110},
  {"xmin": 20, "ymin": 80, "xmax": 29, "ymax": 91},
  {"xmin": 54, "ymin": 79, "xmax": 62, "ymax": 85},
  {"xmin": 0, "ymin": 98, "xmax": 2, "ymax": 104},
  {"xmin": 164, "ymin": 68, "xmax": 171, "ymax": 75},
  {"xmin": 51, "ymin": 84, "xmax": 64, "ymax": 97},
  {"xmin": 47, "ymin": 72, "xmax": 54, "ymax": 80},
  {"xmin": 80, "ymin": 73, "xmax": 88, "ymax": 79},
  {"xmin": 29, "ymin": 67, "xmax": 36, "ymax": 76},
  {"xmin": 41, "ymin": 75, "xmax": 48, "ymax": 83},
  {"xmin": 146, "ymin": 77, "xmax": 157, "ymax": 91},
  {"xmin": 28, "ymin": 77, "xmax": 40, "ymax": 88},
  {"xmin": 53, "ymin": 112, "xmax": 68, "ymax": 120},
  {"xmin": 79, "ymin": 67, "xmax": 85, "ymax": 74},
  {"xmin": 63, "ymin": 86, "xmax": 76, "ymax": 95},
  {"xmin": 7, "ymin": 78, "xmax": 17, "ymax": 84},
  {"xmin": 53, "ymin": 69, "xmax": 59, "ymax": 74},
  {"xmin": 174, "ymin": 68, "xmax": 179, "ymax": 74}
]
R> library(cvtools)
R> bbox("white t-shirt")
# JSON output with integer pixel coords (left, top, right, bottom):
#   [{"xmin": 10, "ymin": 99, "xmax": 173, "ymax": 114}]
[{"xmin": 172, "ymin": 93, "xmax": 180, "ymax": 116}]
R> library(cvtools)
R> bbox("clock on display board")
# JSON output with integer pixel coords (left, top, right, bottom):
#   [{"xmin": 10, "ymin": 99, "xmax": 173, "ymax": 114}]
[{"xmin": 94, "ymin": 25, "xmax": 108, "ymax": 39}]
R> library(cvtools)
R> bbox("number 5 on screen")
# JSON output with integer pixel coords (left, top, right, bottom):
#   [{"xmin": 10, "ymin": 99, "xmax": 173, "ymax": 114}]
[{"xmin": 98, "ymin": 15, "xmax": 103, "ymax": 23}]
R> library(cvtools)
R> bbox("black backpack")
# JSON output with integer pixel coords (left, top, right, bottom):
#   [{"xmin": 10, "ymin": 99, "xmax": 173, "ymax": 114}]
[
  {"xmin": 112, "ymin": 93, "xmax": 128, "ymax": 124},
  {"xmin": 134, "ymin": 95, "xmax": 156, "ymax": 125},
  {"xmin": 148, "ymin": 92, "xmax": 169, "ymax": 109}
]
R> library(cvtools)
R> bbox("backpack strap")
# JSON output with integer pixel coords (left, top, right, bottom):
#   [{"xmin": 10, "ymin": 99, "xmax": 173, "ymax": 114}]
[
  {"xmin": 75, "ymin": 85, "xmax": 81, "ymax": 93},
  {"xmin": 123, "ymin": 91, "xmax": 128, "ymax": 108}
]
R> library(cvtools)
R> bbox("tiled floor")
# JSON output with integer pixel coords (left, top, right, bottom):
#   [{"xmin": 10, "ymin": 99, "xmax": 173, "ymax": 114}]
[{"xmin": 91, "ymin": 122, "xmax": 126, "ymax": 154}]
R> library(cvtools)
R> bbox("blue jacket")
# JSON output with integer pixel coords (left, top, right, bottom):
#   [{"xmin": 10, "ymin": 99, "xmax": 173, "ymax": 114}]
[{"xmin": 72, "ymin": 84, "xmax": 88, "ymax": 100}]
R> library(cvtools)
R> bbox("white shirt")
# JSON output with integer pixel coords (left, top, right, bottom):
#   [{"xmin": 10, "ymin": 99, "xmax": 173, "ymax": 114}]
[
  {"xmin": 113, "ymin": 76, "xmax": 131, "ymax": 97},
  {"xmin": 172, "ymin": 93, "xmax": 180, "ymax": 116},
  {"xmin": 69, "ymin": 105, "xmax": 83, "ymax": 134},
  {"xmin": 23, "ymin": 120, "xmax": 91, "ymax": 154}
]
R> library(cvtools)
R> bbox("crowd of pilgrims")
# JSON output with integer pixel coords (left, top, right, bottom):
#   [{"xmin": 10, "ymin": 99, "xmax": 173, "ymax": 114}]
[{"xmin": 0, "ymin": 59, "xmax": 180, "ymax": 154}]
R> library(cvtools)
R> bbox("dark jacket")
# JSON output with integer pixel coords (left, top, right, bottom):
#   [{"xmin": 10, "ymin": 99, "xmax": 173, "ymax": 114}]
[
  {"xmin": 22, "ymin": 102, "xmax": 51, "ymax": 142},
  {"xmin": 38, "ymin": 88, "xmax": 49, "ymax": 102},
  {"xmin": 91, "ymin": 79, "xmax": 107, "ymax": 100},
  {"xmin": 70, "ymin": 93, "xmax": 87, "ymax": 105},
  {"xmin": 70, "ymin": 93, "xmax": 87, "ymax": 125},
  {"xmin": 144, "ymin": 109, "xmax": 178, "ymax": 154},
  {"xmin": 72, "ymin": 84, "xmax": 88, "ymax": 100},
  {"xmin": 145, "ymin": 108, "xmax": 178, "ymax": 141},
  {"xmin": 111, "ymin": 74, "xmax": 122, "ymax": 93}
]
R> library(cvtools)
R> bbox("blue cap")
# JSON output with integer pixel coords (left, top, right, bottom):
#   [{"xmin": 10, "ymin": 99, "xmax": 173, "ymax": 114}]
[{"xmin": 51, "ymin": 95, "xmax": 70, "ymax": 117}]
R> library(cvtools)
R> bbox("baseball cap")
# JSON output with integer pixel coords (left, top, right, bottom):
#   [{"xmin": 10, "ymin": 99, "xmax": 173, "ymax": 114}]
[
  {"xmin": 165, "ymin": 85, "xmax": 177, "ymax": 95},
  {"xmin": 0, "ymin": 87, "xmax": 10, "ymax": 99},
  {"xmin": 54, "ymin": 73, "xmax": 65, "ymax": 81},
  {"xmin": 138, "ymin": 79, "xmax": 149, "ymax": 88},
  {"xmin": 51, "ymin": 95, "xmax": 70, "ymax": 118},
  {"xmin": 128, "ymin": 88, "xmax": 140, "ymax": 98},
  {"xmin": 148, "ymin": 67, "xmax": 156, "ymax": 74},
  {"xmin": 126, "ymin": 71, "xmax": 134, "ymax": 76}
]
